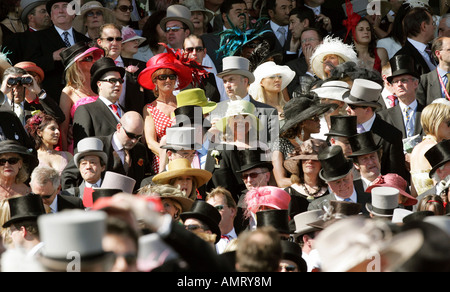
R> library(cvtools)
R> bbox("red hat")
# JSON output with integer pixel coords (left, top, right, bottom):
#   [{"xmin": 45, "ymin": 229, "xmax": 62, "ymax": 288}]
[
  {"xmin": 138, "ymin": 51, "xmax": 193, "ymax": 91},
  {"xmin": 366, "ymin": 174, "xmax": 418, "ymax": 207},
  {"xmin": 15, "ymin": 61, "xmax": 45, "ymax": 81}
]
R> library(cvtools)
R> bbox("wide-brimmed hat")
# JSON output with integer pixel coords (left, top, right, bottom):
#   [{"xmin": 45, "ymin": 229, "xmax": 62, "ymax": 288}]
[
  {"xmin": 176, "ymin": 88, "xmax": 217, "ymax": 114},
  {"xmin": 348, "ymin": 131, "xmax": 382, "ymax": 158},
  {"xmin": 283, "ymin": 139, "xmax": 328, "ymax": 176},
  {"xmin": 387, "ymin": 55, "xmax": 420, "ymax": 83},
  {"xmin": 20, "ymin": 0, "xmax": 48, "ymax": 23},
  {"xmin": 37, "ymin": 210, "xmax": 114, "ymax": 271},
  {"xmin": 214, "ymin": 100, "xmax": 260, "ymax": 133},
  {"xmin": 138, "ymin": 52, "xmax": 193, "ymax": 91},
  {"xmin": 325, "ymin": 115, "xmax": 357, "ymax": 137},
  {"xmin": 157, "ymin": 190, "xmax": 194, "ymax": 213},
  {"xmin": 101, "ymin": 171, "xmax": 136, "ymax": 194},
  {"xmin": 366, "ymin": 174, "xmax": 418, "ymax": 207},
  {"xmin": 182, "ymin": 0, "xmax": 214, "ymax": 24},
  {"xmin": 318, "ymin": 145, "xmax": 354, "ymax": 182},
  {"xmin": 60, "ymin": 42, "xmax": 105, "ymax": 72},
  {"xmin": 73, "ymin": 1, "xmax": 116, "ymax": 34},
  {"xmin": 121, "ymin": 26, "xmax": 146, "ymax": 46},
  {"xmin": 15, "ymin": 61, "xmax": 45, "ymax": 82},
  {"xmin": 280, "ymin": 96, "xmax": 338, "ymax": 136},
  {"xmin": 311, "ymin": 80, "xmax": 350, "ymax": 102},
  {"xmin": 3, "ymin": 193, "xmax": 46, "ymax": 228},
  {"xmin": 236, "ymin": 148, "xmax": 273, "ymax": 173},
  {"xmin": 217, "ymin": 56, "xmax": 255, "ymax": 84},
  {"xmin": 248, "ymin": 61, "xmax": 295, "ymax": 97},
  {"xmin": 160, "ymin": 4, "xmax": 195, "ymax": 33},
  {"xmin": 281, "ymin": 240, "xmax": 308, "ymax": 272},
  {"xmin": 161, "ymin": 127, "xmax": 203, "ymax": 151},
  {"xmin": 180, "ymin": 200, "xmax": 221, "ymax": 243},
  {"xmin": 310, "ymin": 36, "xmax": 358, "ymax": 80},
  {"xmin": 245, "ymin": 186, "xmax": 291, "ymax": 214},
  {"xmin": 152, "ymin": 158, "xmax": 212, "ymax": 187},
  {"xmin": 425, "ymin": 139, "xmax": 450, "ymax": 177},
  {"xmin": 74, "ymin": 137, "xmax": 108, "ymax": 168},
  {"xmin": 90, "ymin": 57, "xmax": 125, "ymax": 94},
  {"xmin": 366, "ymin": 186, "xmax": 400, "ymax": 217},
  {"xmin": 307, "ymin": 200, "xmax": 362, "ymax": 230},
  {"xmin": 256, "ymin": 209, "xmax": 292, "ymax": 234},
  {"xmin": 0, "ymin": 140, "xmax": 38, "ymax": 171},
  {"xmin": 293, "ymin": 209, "xmax": 324, "ymax": 238},
  {"xmin": 344, "ymin": 78, "xmax": 383, "ymax": 109}
]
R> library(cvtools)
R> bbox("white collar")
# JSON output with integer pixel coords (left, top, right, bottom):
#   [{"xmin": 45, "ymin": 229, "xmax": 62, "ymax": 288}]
[
  {"xmin": 334, "ymin": 187, "xmax": 357, "ymax": 203},
  {"xmin": 54, "ymin": 26, "xmax": 73, "ymax": 36},
  {"xmin": 407, "ymin": 38, "xmax": 428, "ymax": 53},
  {"xmin": 399, "ymin": 99, "xmax": 418, "ymax": 112},
  {"xmin": 361, "ymin": 113, "xmax": 377, "ymax": 132},
  {"xmin": 304, "ymin": 4, "xmax": 321, "ymax": 15}
]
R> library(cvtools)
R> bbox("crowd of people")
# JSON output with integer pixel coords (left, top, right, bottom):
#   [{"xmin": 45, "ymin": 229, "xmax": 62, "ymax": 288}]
[{"xmin": 0, "ymin": 0, "xmax": 450, "ymax": 273}]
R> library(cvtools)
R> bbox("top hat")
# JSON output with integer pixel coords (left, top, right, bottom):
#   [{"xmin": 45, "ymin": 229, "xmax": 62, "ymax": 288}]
[
  {"xmin": 387, "ymin": 55, "xmax": 419, "ymax": 83},
  {"xmin": 366, "ymin": 186, "xmax": 399, "ymax": 217},
  {"xmin": 160, "ymin": 4, "xmax": 195, "ymax": 33},
  {"xmin": 281, "ymin": 240, "xmax": 308, "ymax": 272},
  {"xmin": 284, "ymin": 139, "xmax": 328, "ymax": 176},
  {"xmin": 347, "ymin": 131, "xmax": 382, "ymax": 158},
  {"xmin": 280, "ymin": 97, "xmax": 338, "ymax": 136},
  {"xmin": 180, "ymin": 200, "xmax": 221, "ymax": 243},
  {"xmin": 325, "ymin": 115, "xmax": 357, "ymax": 137},
  {"xmin": 318, "ymin": 146, "xmax": 354, "ymax": 182},
  {"xmin": 217, "ymin": 56, "xmax": 255, "ymax": 84},
  {"xmin": 3, "ymin": 193, "xmax": 46, "ymax": 228},
  {"xmin": 176, "ymin": 88, "xmax": 217, "ymax": 114},
  {"xmin": 90, "ymin": 57, "xmax": 125, "ymax": 94},
  {"xmin": 0, "ymin": 140, "xmax": 38, "ymax": 172},
  {"xmin": 101, "ymin": 171, "xmax": 136, "ymax": 194},
  {"xmin": 293, "ymin": 209, "xmax": 324, "ymax": 238},
  {"xmin": 74, "ymin": 137, "xmax": 108, "ymax": 168},
  {"xmin": 92, "ymin": 188, "xmax": 122, "ymax": 203},
  {"xmin": 161, "ymin": 127, "xmax": 203, "ymax": 151},
  {"xmin": 60, "ymin": 42, "xmax": 104, "ymax": 72},
  {"xmin": 152, "ymin": 158, "xmax": 212, "ymax": 187},
  {"xmin": 236, "ymin": 148, "xmax": 273, "ymax": 173},
  {"xmin": 425, "ymin": 139, "xmax": 450, "ymax": 177},
  {"xmin": 73, "ymin": 1, "xmax": 116, "ymax": 34},
  {"xmin": 311, "ymin": 80, "xmax": 351, "ymax": 102},
  {"xmin": 46, "ymin": 0, "xmax": 71, "ymax": 16},
  {"xmin": 256, "ymin": 209, "xmax": 292, "ymax": 234},
  {"xmin": 182, "ymin": 0, "xmax": 214, "ymax": 24},
  {"xmin": 343, "ymin": 78, "xmax": 383, "ymax": 109},
  {"xmin": 366, "ymin": 174, "xmax": 418, "ymax": 206},
  {"xmin": 172, "ymin": 105, "xmax": 205, "ymax": 128},
  {"xmin": 20, "ymin": 0, "xmax": 48, "ymax": 22},
  {"xmin": 307, "ymin": 200, "xmax": 362, "ymax": 230}
]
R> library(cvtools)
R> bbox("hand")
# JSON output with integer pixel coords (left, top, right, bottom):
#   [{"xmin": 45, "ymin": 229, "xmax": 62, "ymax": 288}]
[
  {"xmin": 317, "ymin": 14, "xmax": 332, "ymax": 32},
  {"xmin": 53, "ymin": 48, "xmax": 66, "ymax": 61},
  {"xmin": 21, "ymin": 74, "xmax": 41, "ymax": 103},
  {"xmin": 303, "ymin": 45, "xmax": 315, "ymax": 72},
  {"xmin": 290, "ymin": 36, "xmax": 301, "ymax": 53}
]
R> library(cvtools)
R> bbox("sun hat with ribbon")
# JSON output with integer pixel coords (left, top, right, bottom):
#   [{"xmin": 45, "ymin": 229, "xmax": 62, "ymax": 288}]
[
  {"xmin": 152, "ymin": 158, "xmax": 212, "ymax": 187},
  {"xmin": 73, "ymin": 1, "xmax": 116, "ymax": 34}
]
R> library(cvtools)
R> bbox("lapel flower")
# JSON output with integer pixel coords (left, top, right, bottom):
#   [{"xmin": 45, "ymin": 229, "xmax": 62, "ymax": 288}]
[
  {"xmin": 126, "ymin": 65, "xmax": 140, "ymax": 74},
  {"xmin": 138, "ymin": 158, "xmax": 144, "ymax": 167},
  {"xmin": 211, "ymin": 150, "xmax": 221, "ymax": 169}
]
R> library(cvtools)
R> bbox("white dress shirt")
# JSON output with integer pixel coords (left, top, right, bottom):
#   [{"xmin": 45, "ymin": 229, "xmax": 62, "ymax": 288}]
[{"xmin": 54, "ymin": 26, "xmax": 74, "ymax": 46}]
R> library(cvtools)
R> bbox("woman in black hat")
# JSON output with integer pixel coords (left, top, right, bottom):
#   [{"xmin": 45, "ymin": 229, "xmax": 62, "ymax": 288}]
[
  {"xmin": 272, "ymin": 95, "xmax": 337, "ymax": 187},
  {"xmin": 0, "ymin": 140, "xmax": 38, "ymax": 200}
]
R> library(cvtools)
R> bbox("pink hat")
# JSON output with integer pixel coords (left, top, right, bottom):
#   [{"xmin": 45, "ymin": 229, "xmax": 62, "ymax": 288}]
[
  {"xmin": 366, "ymin": 174, "xmax": 418, "ymax": 207},
  {"xmin": 245, "ymin": 186, "xmax": 291, "ymax": 214}
]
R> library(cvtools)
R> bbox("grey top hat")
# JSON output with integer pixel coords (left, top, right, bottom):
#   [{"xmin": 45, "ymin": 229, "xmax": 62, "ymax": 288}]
[
  {"xmin": 74, "ymin": 137, "xmax": 108, "ymax": 168},
  {"xmin": 101, "ymin": 171, "xmax": 136, "ymax": 194},
  {"xmin": 366, "ymin": 187, "xmax": 399, "ymax": 217},
  {"xmin": 20, "ymin": 0, "xmax": 47, "ymax": 23},
  {"xmin": 344, "ymin": 78, "xmax": 383, "ymax": 109},
  {"xmin": 217, "ymin": 56, "xmax": 255, "ymax": 84},
  {"xmin": 161, "ymin": 127, "xmax": 203, "ymax": 151},
  {"xmin": 160, "ymin": 4, "xmax": 195, "ymax": 34},
  {"xmin": 293, "ymin": 209, "xmax": 324, "ymax": 238}
]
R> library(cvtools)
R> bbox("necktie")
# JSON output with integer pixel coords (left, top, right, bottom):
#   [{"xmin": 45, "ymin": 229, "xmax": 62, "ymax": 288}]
[
  {"xmin": 404, "ymin": 106, "xmax": 413, "ymax": 137},
  {"xmin": 83, "ymin": 187, "xmax": 94, "ymax": 208},
  {"xmin": 277, "ymin": 26, "xmax": 286, "ymax": 47},
  {"xmin": 425, "ymin": 45, "xmax": 437, "ymax": 67},
  {"xmin": 44, "ymin": 204, "xmax": 52, "ymax": 214},
  {"xmin": 344, "ymin": 198, "xmax": 352, "ymax": 202},
  {"xmin": 110, "ymin": 104, "xmax": 121, "ymax": 119},
  {"xmin": 62, "ymin": 31, "xmax": 71, "ymax": 47},
  {"xmin": 123, "ymin": 149, "xmax": 131, "ymax": 173},
  {"xmin": 357, "ymin": 124, "xmax": 366, "ymax": 133},
  {"xmin": 387, "ymin": 95, "xmax": 397, "ymax": 108}
]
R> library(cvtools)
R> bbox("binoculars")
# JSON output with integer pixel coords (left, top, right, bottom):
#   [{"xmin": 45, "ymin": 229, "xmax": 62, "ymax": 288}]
[{"xmin": 7, "ymin": 77, "xmax": 33, "ymax": 86}]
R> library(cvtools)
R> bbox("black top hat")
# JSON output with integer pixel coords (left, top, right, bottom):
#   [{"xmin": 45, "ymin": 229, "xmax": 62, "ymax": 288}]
[
  {"xmin": 325, "ymin": 115, "xmax": 357, "ymax": 137},
  {"xmin": 387, "ymin": 55, "xmax": 420, "ymax": 83},
  {"xmin": 3, "ymin": 193, "xmax": 46, "ymax": 228},
  {"xmin": 425, "ymin": 140, "xmax": 450, "ymax": 177},
  {"xmin": 90, "ymin": 57, "xmax": 125, "ymax": 94},
  {"xmin": 172, "ymin": 105, "xmax": 205, "ymax": 128},
  {"xmin": 60, "ymin": 42, "xmax": 104, "ymax": 72},
  {"xmin": 0, "ymin": 140, "xmax": 39, "ymax": 171},
  {"xmin": 318, "ymin": 145, "xmax": 354, "ymax": 182},
  {"xmin": 280, "ymin": 96, "xmax": 337, "ymax": 136},
  {"xmin": 46, "ymin": 0, "xmax": 71, "ymax": 15},
  {"xmin": 236, "ymin": 148, "xmax": 273, "ymax": 173},
  {"xmin": 348, "ymin": 131, "xmax": 382, "ymax": 158},
  {"xmin": 180, "ymin": 200, "xmax": 221, "ymax": 244},
  {"xmin": 280, "ymin": 240, "xmax": 308, "ymax": 272},
  {"xmin": 92, "ymin": 188, "xmax": 122, "ymax": 203},
  {"xmin": 256, "ymin": 209, "xmax": 291, "ymax": 234}
]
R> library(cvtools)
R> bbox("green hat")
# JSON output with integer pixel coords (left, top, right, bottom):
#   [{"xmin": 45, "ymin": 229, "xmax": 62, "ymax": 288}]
[
  {"xmin": 176, "ymin": 88, "xmax": 217, "ymax": 114},
  {"xmin": 214, "ymin": 100, "xmax": 260, "ymax": 133}
]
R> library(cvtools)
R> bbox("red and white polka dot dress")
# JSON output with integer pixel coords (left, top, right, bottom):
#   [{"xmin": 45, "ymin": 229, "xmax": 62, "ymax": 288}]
[{"xmin": 147, "ymin": 104, "xmax": 173, "ymax": 174}]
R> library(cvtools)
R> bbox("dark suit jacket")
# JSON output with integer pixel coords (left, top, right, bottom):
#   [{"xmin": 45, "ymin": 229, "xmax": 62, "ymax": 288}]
[
  {"xmin": 307, "ymin": 179, "xmax": 371, "ymax": 216},
  {"xmin": 56, "ymin": 192, "xmax": 85, "ymax": 211},
  {"xmin": 378, "ymin": 102, "xmax": 425, "ymax": 140},
  {"xmin": 25, "ymin": 26, "xmax": 91, "ymax": 105},
  {"xmin": 416, "ymin": 69, "xmax": 444, "ymax": 106},
  {"xmin": 393, "ymin": 40, "xmax": 433, "ymax": 77},
  {"xmin": 0, "ymin": 110, "xmax": 35, "ymax": 149},
  {"xmin": 201, "ymin": 32, "xmax": 223, "ymax": 73},
  {"xmin": 72, "ymin": 98, "xmax": 122, "ymax": 147},
  {"xmin": 61, "ymin": 133, "xmax": 152, "ymax": 193},
  {"xmin": 286, "ymin": 55, "xmax": 309, "ymax": 96}
]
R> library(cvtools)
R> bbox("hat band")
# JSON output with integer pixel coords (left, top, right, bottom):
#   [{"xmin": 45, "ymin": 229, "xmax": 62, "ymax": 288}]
[{"xmin": 371, "ymin": 205, "xmax": 395, "ymax": 216}]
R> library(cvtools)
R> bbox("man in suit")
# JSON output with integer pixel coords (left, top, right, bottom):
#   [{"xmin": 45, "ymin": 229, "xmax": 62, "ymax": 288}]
[
  {"xmin": 25, "ymin": 0, "xmax": 91, "ymax": 104},
  {"xmin": 63, "ymin": 111, "xmax": 151, "ymax": 193},
  {"xmin": 308, "ymin": 146, "xmax": 371, "ymax": 216},
  {"xmin": 300, "ymin": 0, "xmax": 346, "ymax": 39},
  {"xmin": 72, "ymin": 57, "xmax": 125, "ymax": 146},
  {"xmin": 416, "ymin": 36, "xmax": 450, "ymax": 106},
  {"xmin": 393, "ymin": 6, "xmax": 437, "ymax": 76},
  {"xmin": 30, "ymin": 166, "xmax": 84, "ymax": 213},
  {"xmin": 265, "ymin": 0, "xmax": 294, "ymax": 63}
]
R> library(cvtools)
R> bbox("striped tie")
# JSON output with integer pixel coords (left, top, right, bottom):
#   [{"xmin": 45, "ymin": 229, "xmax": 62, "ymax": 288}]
[{"xmin": 62, "ymin": 31, "xmax": 71, "ymax": 47}]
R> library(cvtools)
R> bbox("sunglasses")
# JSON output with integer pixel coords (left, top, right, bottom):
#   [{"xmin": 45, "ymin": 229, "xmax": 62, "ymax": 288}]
[
  {"xmin": 79, "ymin": 55, "xmax": 94, "ymax": 62},
  {"xmin": 99, "ymin": 78, "xmax": 124, "ymax": 85},
  {"xmin": 86, "ymin": 11, "xmax": 103, "ymax": 17},
  {"xmin": 185, "ymin": 224, "xmax": 208, "ymax": 231},
  {"xmin": 165, "ymin": 26, "xmax": 184, "ymax": 33},
  {"xmin": 185, "ymin": 46, "xmax": 204, "ymax": 53},
  {"xmin": 100, "ymin": 37, "xmax": 123, "ymax": 42},
  {"xmin": 0, "ymin": 157, "xmax": 21, "ymax": 166},
  {"xmin": 122, "ymin": 126, "xmax": 142, "ymax": 140},
  {"xmin": 241, "ymin": 172, "xmax": 266, "ymax": 180},
  {"xmin": 117, "ymin": 5, "xmax": 133, "ymax": 12},
  {"xmin": 156, "ymin": 74, "xmax": 177, "ymax": 81}
]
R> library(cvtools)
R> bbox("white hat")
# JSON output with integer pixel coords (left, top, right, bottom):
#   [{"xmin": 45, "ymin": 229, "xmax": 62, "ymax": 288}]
[
  {"xmin": 311, "ymin": 80, "xmax": 350, "ymax": 102},
  {"xmin": 248, "ymin": 61, "xmax": 295, "ymax": 97},
  {"xmin": 101, "ymin": 171, "xmax": 136, "ymax": 194},
  {"xmin": 391, "ymin": 208, "xmax": 413, "ymax": 224},
  {"xmin": 366, "ymin": 187, "xmax": 399, "ymax": 217},
  {"xmin": 74, "ymin": 137, "xmax": 108, "ymax": 168}
]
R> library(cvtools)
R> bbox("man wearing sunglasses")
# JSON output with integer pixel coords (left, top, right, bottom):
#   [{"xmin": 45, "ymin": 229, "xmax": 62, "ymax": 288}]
[{"xmin": 160, "ymin": 5, "xmax": 194, "ymax": 50}]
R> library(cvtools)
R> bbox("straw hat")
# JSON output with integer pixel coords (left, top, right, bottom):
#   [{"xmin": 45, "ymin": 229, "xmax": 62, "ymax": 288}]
[
  {"xmin": 152, "ymin": 158, "xmax": 212, "ymax": 187},
  {"xmin": 283, "ymin": 139, "xmax": 328, "ymax": 176},
  {"xmin": 73, "ymin": 1, "xmax": 116, "ymax": 34},
  {"xmin": 248, "ymin": 61, "xmax": 295, "ymax": 97}
]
